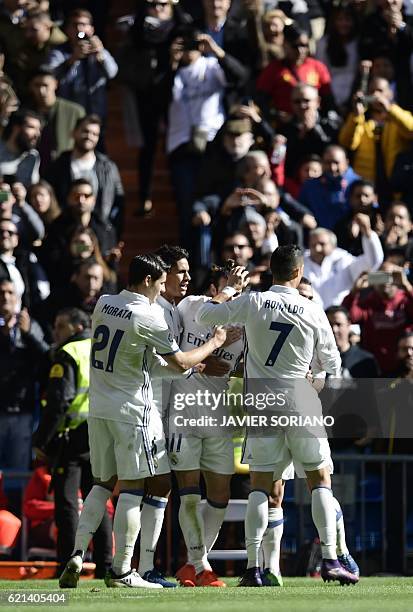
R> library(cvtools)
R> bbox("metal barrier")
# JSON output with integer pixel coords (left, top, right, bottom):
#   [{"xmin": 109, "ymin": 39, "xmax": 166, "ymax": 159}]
[
  {"xmin": 294, "ymin": 454, "xmax": 413, "ymax": 575},
  {"xmin": 3, "ymin": 457, "xmax": 413, "ymax": 575}
]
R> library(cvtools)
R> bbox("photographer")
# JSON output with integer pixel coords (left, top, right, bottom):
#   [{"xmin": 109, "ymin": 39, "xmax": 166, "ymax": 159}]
[
  {"xmin": 339, "ymin": 76, "xmax": 413, "ymax": 206},
  {"xmin": 167, "ymin": 26, "xmax": 248, "ymax": 251},
  {"xmin": 342, "ymin": 262, "xmax": 413, "ymax": 375},
  {"xmin": 45, "ymin": 8, "xmax": 118, "ymax": 134}
]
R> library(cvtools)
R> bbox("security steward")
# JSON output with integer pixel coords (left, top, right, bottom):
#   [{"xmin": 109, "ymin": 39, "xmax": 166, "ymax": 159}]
[{"xmin": 33, "ymin": 307, "xmax": 112, "ymax": 577}]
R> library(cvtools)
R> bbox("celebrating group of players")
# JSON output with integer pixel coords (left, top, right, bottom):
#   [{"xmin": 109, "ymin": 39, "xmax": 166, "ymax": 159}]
[{"xmin": 58, "ymin": 243, "xmax": 360, "ymax": 590}]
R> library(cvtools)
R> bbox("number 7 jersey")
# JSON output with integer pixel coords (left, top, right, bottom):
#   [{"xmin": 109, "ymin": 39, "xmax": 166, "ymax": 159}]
[
  {"xmin": 196, "ymin": 285, "xmax": 341, "ymax": 379},
  {"xmin": 89, "ymin": 290, "xmax": 179, "ymax": 425}
]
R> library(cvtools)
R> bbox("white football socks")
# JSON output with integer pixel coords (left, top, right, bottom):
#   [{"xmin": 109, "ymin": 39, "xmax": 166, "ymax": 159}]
[
  {"xmin": 179, "ymin": 488, "xmax": 210, "ymax": 574},
  {"xmin": 138, "ymin": 495, "xmax": 168, "ymax": 575},
  {"xmin": 311, "ymin": 487, "xmax": 337, "ymax": 560},
  {"xmin": 262, "ymin": 506, "xmax": 283, "ymax": 575},
  {"xmin": 203, "ymin": 499, "xmax": 228, "ymax": 552},
  {"xmin": 333, "ymin": 496, "xmax": 349, "ymax": 556},
  {"xmin": 73, "ymin": 485, "xmax": 112, "ymax": 555},
  {"xmin": 245, "ymin": 490, "xmax": 269, "ymax": 569},
  {"xmin": 112, "ymin": 490, "xmax": 143, "ymax": 575}
]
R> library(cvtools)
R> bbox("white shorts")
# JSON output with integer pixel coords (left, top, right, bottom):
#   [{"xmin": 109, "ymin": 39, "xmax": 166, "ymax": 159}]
[
  {"xmin": 168, "ymin": 435, "xmax": 234, "ymax": 475},
  {"xmin": 243, "ymin": 428, "xmax": 332, "ymax": 477},
  {"xmin": 275, "ymin": 459, "xmax": 334, "ymax": 481},
  {"xmin": 88, "ymin": 413, "xmax": 170, "ymax": 481}
]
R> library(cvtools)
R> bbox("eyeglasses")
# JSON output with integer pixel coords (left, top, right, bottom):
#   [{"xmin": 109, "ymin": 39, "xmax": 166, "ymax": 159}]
[
  {"xmin": 0, "ymin": 229, "xmax": 17, "ymax": 236},
  {"xmin": 224, "ymin": 244, "xmax": 249, "ymax": 250}
]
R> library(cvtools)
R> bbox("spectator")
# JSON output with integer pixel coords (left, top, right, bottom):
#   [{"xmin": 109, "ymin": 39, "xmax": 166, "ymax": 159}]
[
  {"xmin": 381, "ymin": 200, "xmax": 413, "ymax": 261},
  {"xmin": 280, "ymin": 84, "xmax": 340, "ymax": 179},
  {"xmin": 27, "ymin": 179, "xmax": 61, "ymax": 234},
  {"xmin": 44, "ymin": 115, "xmax": 124, "ymax": 234},
  {"xmin": 28, "ymin": 69, "xmax": 85, "ymax": 173},
  {"xmin": 335, "ymin": 179, "xmax": 383, "ymax": 256},
  {"xmin": 339, "ymin": 77, "xmax": 413, "ymax": 204},
  {"xmin": 359, "ymin": 0, "xmax": 413, "ymax": 110},
  {"xmin": 62, "ymin": 226, "xmax": 117, "ymax": 293},
  {"xmin": 45, "ymin": 8, "xmax": 118, "ymax": 126},
  {"xmin": 13, "ymin": 9, "xmax": 66, "ymax": 100},
  {"xmin": 0, "ymin": 179, "xmax": 44, "ymax": 249},
  {"xmin": 256, "ymin": 24, "xmax": 333, "ymax": 118},
  {"xmin": 299, "ymin": 144, "xmax": 360, "ymax": 230},
  {"xmin": 0, "ymin": 109, "xmax": 42, "ymax": 188},
  {"xmin": 239, "ymin": 206, "xmax": 275, "ymax": 264},
  {"xmin": 0, "ymin": 278, "xmax": 49, "ymax": 470},
  {"xmin": 342, "ymin": 262, "xmax": 413, "ymax": 374},
  {"xmin": 315, "ymin": 3, "xmax": 359, "ymax": 112},
  {"xmin": 304, "ymin": 217, "xmax": 384, "ymax": 308},
  {"xmin": 117, "ymin": 0, "xmax": 191, "ymax": 217},
  {"xmin": 219, "ymin": 231, "xmax": 254, "ymax": 270},
  {"xmin": 39, "ymin": 178, "xmax": 117, "ymax": 287},
  {"xmin": 0, "ymin": 216, "xmax": 49, "ymax": 311},
  {"xmin": 40, "ymin": 258, "xmax": 105, "ymax": 329},
  {"xmin": 0, "ymin": 0, "xmax": 28, "ymax": 83},
  {"xmin": 390, "ymin": 141, "xmax": 413, "ymax": 210},
  {"xmin": 245, "ymin": 6, "xmax": 292, "ymax": 71},
  {"xmin": 167, "ymin": 25, "xmax": 246, "ymax": 249},
  {"xmin": 284, "ymin": 153, "xmax": 322, "ymax": 199}
]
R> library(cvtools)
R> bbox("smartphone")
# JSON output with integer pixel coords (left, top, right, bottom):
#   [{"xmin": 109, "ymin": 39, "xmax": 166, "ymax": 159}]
[
  {"xmin": 0, "ymin": 190, "xmax": 9, "ymax": 203},
  {"xmin": 368, "ymin": 271, "xmax": 393, "ymax": 286}
]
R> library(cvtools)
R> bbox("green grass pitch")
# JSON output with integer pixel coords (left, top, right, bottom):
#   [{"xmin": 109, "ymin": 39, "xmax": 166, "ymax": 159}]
[{"xmin": 1, "ymin": 578, "xmax": 413, "ymax": 612}]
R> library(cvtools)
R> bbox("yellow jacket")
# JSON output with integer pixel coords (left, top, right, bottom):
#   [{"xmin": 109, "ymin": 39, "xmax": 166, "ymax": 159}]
[{"xmin": 338, "ymin": 105, "xmax": 413, "ymax": 182}]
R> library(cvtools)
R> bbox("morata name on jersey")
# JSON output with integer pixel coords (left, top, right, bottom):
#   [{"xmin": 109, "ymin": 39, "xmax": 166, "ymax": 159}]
[
  {"xmin": 101, "ymin": 303, "xmax": 132, "ymax": 319},
  {"xmin": 264, "ymin": 300, "xmax": 304, "ymax": 314}
]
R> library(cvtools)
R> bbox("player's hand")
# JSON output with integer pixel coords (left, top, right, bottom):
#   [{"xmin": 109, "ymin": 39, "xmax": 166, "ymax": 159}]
[
  {"xmin": 222, "ymin": 325, "xmax": 243, "ymax": 346},
  {"xmin": 353, "ymin": 212, "xmax": 372, "ymax": 237},
  {"xmin": 192, "ymin": 362, "xmax": 206, "ymax": 374},
  {"xmin": 212, "ymin": 325, "xmax": 227, "ymax": 348},
  {"xmin": 203, "ymin": 355, "xmax": 231, "ymax": 376},
  {"xmin": 226, "ymin": 266, "xmax": 250, "ymax": 293},
  {"xmin": 306, "ymin": 369, "xmax": 314, "ymax": 384}
]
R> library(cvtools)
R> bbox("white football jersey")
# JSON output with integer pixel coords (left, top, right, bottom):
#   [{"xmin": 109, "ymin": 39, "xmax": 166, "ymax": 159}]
[
  {"xmin": 152, "ymin": 296, "xmax": 183, "ymax": 414},
  {"xmin": 89, "ymin": 290, "xmax": 179, "ymax": 425},
  {"xmin": 174, "ymin": 294, "xmax": 244, "ymax": 393},
  {"xmin": 196, "ymin": 285, "xmax": 341, "ymax": 380}
]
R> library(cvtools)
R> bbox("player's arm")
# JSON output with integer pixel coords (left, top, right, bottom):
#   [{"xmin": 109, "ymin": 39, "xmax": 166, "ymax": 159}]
[
  {"xmin": 196, "ymin": 266, "xmax": 250, "ymax": 326},
  {"xmin": 314, "ymin": 312, "xmax": 342, "ymax": 377},
  {"xmin": 162, "ymin": 326, "xmax": 227, "ymax": 372}
]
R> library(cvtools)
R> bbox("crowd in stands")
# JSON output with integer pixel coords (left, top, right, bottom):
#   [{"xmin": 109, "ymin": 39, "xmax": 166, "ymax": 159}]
[{"xmin": 2, "ymin": 0, "xmax": 413, "ymax": 562}]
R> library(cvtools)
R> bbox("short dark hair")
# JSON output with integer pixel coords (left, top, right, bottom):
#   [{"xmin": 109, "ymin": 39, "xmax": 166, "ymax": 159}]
[
  {"xmin": 348, "ymin": 179, "xmax": 375, "ymax": 199},
  {"xmin": 65, "ymin": 8, "xmax": 93, "ymax": 28},
  {"xmin": 74, "ymin": 114, "xmax": 102, "ymax": 131},
  {"xmin": 270, "ymin": 245, "xmax": 303, "ymax": 281},
  {"xmin": 398, "ymin": 330, "xmax": 413, "ymax": 345},
  {"xmin": 325, "ymin": 305, "xmax": 350, "ymax": 321},
  {"xmin": 155, "ymin": 245, "xmax": 189, "ymax": 268},
  {"xmin": 55, "ymin": 307, "xmax": 91, "ymax": 330},
  {"xmin": 284, "ymin": 24, "xmax": 307, "ymax": 45},
  {"xmin": 73, "ymin": 257, "xmax": 101, "ymax": 276},
  {"xmin": 3, "ymin": 109, "xmax": 43, "ymax": 140},
  {"xmin": 28, "ymin": 67, "xmax": 57, "ymax": 83},
  {"xmin": 69, "ymin": 178, "xmax": 94, "ymax": 192},
  {"xmin": 128, "ymin": 254, "xmax": 169, "ymax": 286}
]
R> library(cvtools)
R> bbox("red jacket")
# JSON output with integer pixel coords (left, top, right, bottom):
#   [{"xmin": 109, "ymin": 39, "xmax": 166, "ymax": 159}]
[
  {"xmin": 342, "ymin": 289, "xmax": 413, "ymax": 374},
  {"xmin": 256, "ymin": 57, "xmax": 331, "ymax": 115}
]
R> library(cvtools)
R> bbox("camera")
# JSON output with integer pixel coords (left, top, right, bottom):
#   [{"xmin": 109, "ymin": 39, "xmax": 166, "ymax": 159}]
[
  {"xmin": 182, "ymin": 37, "xmax": 200, "ymax": 52},
  {"xmin": 77, "ymin": 31, "xmax": 90, "ymax": 41}
]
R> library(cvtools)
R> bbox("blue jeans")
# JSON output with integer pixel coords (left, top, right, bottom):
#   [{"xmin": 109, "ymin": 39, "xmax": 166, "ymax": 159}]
[{"xmin": 0, "ymin": 413, "xmax": 33, "ymax": 469}]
